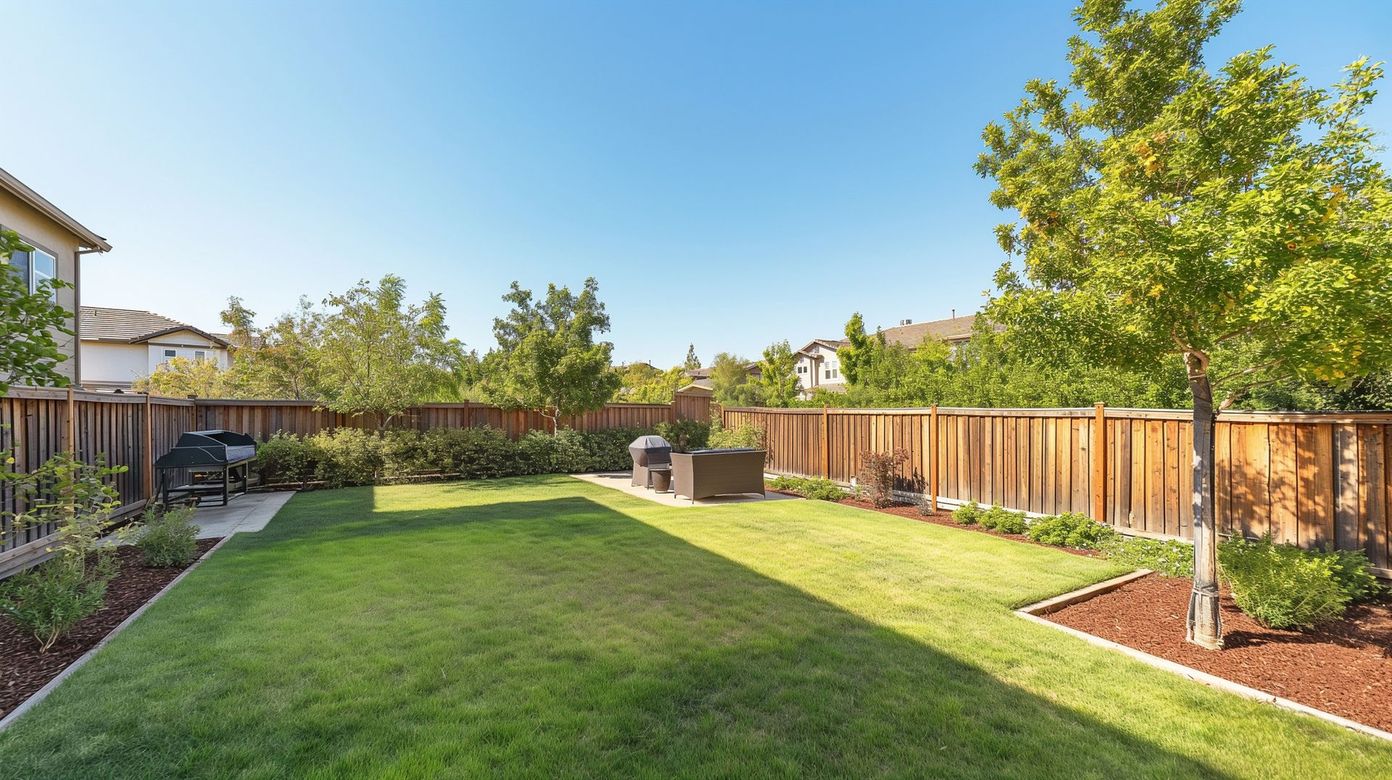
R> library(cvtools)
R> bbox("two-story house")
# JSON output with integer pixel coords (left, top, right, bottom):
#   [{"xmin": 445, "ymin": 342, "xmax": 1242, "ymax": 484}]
[
  {"xmin": 793, "ymin": 339, "xmax": 848, "ymax": 398},
  {"xmin": 78, "ymin": 307, "xmax": 233, "ymax": 391},
  {"xmin": 792, "ymin": 313, "xmax": 979, "ymax": 399},
  {"xmin": 0, "ymin": 167, "xmax": 112, "ymax": 385}
]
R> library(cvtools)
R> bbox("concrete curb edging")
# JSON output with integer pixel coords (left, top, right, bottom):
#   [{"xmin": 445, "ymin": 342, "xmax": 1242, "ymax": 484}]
[
  {"xmin": 1015, "ymin": 577, "xmax": 1392, "ymax": 744},
  {"xmin": 0, "ymin": 534, "xmax": 235, "ymax": 733}
]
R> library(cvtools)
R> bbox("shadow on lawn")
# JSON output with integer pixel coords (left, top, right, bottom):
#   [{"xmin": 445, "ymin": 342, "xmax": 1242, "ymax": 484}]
[{"xmin": 0, "ymin": 486, "xmax": 1233, "ymax": 778}]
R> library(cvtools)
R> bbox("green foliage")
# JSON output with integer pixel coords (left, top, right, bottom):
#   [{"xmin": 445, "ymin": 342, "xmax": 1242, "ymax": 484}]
[
  {"xmin": 133, "ymin": 356, "xmax": 233, "ymax": 398},
  {"xmin": 708, "ymin": 421, "xmax": 766, "ymax": 451},
  {"xmin": 683, "ymin": 344, "xmax": 701, "ymax": 372},
  {"xmin": 137, "ymin": 506, "xmax": 200, "ymax": 568},
  {"xmin": 709, "ymin": 352, "xmax": 762, "ymax": 407},
  {"xmin": 857, "ymin": 448, "xmax": 907, "ymax": 508},
  {"xmin": 1100, "ymin": 537, "xmax": 1194, "ymax": 578},
  {"xmin": 767, "ymin": 475, "xmax": 847, "ymax": 501},
  {"xmin": 1327, "ymin": 548, "xmax": 1381, "ymax": 603},
  {"xmin": 1, "ymin": 452, "xmax": 130, "ymax": 581},
  {"xmin": 952, "ymin": 501, "xmax": 983, "ymax": 525},
  {"xmin": 977, "ymin": 0, "xmax": 1392, "ymax": 409},
  {"xmin": 0, "ymin": 558, "xmax": 107, "ymax": 653},
  {"xmin": 978, "ymin": 505, "xmax": 1027, "ymax": 535},
  {"xmin": 758, "ymin": 341, "xmax": 800, "ymax": 408},
  {"xmin": 0, "ymin": 228, "xmax": 74, "ymax": 393},
  {"xmin": 480, "ymin": 277, "xmax": 621, "ymax": 429},
  {"xmin": 1219, "ymin": 535, "xmax": 1351, "ymax": 630},
  {"xmin": 1026, "ymin": 512, "xmax": 1119, "ymax": 550},
  {"xmin": 256, "ymin": 432, "xmax": 316, "ymax": 484},
  {"xmin": 613, "ymin": 363, "xmax": 687, "ymax": 404},
  {"xmin": 653, "ymin": 419, "xmax": 711, "ymax": 453},
  {"xmin": 836, "ymin": 313, "xmax": 884, "ymax": 387}
]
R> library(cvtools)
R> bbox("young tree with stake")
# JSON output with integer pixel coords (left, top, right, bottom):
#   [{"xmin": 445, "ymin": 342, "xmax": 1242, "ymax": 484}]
[{"xmin": 976, "ymin": 0, "xmax": 1392, "ymax": 648}]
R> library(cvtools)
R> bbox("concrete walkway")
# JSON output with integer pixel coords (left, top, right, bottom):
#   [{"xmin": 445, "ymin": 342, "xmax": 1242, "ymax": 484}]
[
  {"xmin": 571, "ymin": 472, "xmax": 798, "ymax": 508},
  {"xmin": 191, "ymin": 492, "xmax": 295, "ymax": 539}
]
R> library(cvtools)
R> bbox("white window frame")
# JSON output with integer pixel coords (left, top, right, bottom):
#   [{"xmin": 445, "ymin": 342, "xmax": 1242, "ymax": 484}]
[
  {"xmin": 5, "ymin": 234, "xmax": 58, "ymax": 302},
  {"xmin": 194, "ymin": 350, "xmax": 206, "ymax": 361}
]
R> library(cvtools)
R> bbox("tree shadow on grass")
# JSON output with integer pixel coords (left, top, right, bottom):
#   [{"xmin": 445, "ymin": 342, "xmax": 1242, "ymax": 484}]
[{"xmin": 1, "ymin": 492, "xmax": 1234, "ymax": 779}]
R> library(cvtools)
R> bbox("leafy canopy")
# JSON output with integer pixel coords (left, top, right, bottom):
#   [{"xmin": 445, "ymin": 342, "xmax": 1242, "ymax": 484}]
[
  {"xmin": 758, "ymin": 340, "xmax": 800, "ymax": 408},
  {"xmin": 709, "ymin": 352, "xmax": 762, "ymax": 407},
  {"xmin": 480, "ymin": 277, "xmax": 621, "ymax": 424},
  {"xmin": 0, "ymin": 229, "xmax": 73, "ymax": 393},
  {"xmin": 976, "ymin": 0, "xmax": 1392, "ymax": 407}
]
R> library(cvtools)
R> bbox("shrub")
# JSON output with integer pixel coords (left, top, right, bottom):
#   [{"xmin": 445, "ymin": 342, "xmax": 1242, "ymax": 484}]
[
  {"xmin": 420, "ymin": 427, "xmax": 518, "ymax": 479},
  {"xmin": 654, "ymin": 420, "xmax": 711, "ymax": 453},
  {"xmin": 0, "ymin": 559, "xmax": 107, "ymax": 652},
  {"xmin": 709, "ymin": 421, "xmax": 766, "ymax": 451},
  {"xmin": 256, "ymin": 432, "xmax": 316, "ymax": 485},
  {"xmin": 857, "ymin": 448, "xmax": 908, "ymax": 508},
  {"xmin": 767, "ymin": 475, "xmax": 847, "ymax": 501},
  {"xmin": 1099, "ymin": 536, "xmax": 1194, "ymax": 577},
  {"xmin": 308, "ymin": 428, "xmax": 384, "ymax": 488},
  {"xmin": 1219, "ymin": 535, "xmax": 1350, "ymax": 630},
  {"xmin": 978, "ymin": 505, "xmax": 1027, "ymax": 534},
  {"xmin": 136, "ymin": 506, "xmax": 200, "ymax": 568},
  {"xmin": 1327, "ymin": 548, "xmax": 1381, "ymax": 603},
  {"xmin": 1026, "ymin": 512, "xmax": 1118, "ymax": 549},
  {"xmin": 952, "ymin": 501, "xmax": 983, "ymax": 525}
]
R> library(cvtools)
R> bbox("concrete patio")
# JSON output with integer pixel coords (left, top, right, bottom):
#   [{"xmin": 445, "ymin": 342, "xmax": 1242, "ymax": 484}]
[
  {"xmin": 190, "ymin": 492, "xmax": 296, "ymax": 539},
  {"xmin": 570, "ymin": 472, "xmax": 797, "ymax": 507}
]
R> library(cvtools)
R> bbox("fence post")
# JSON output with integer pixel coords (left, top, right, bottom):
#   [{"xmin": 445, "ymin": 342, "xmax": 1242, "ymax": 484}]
[
  {"xmin": 143, "ymin": 394, "xmax": 155, "ymax": 502},
  {"xmin": 821, "ymin": 405, "xmax": 830, "ymax": 479},
  {"xmin": 64, "ymin": 386, "xmax": 76, "ymax": 456},
  {"xmin": 1092, "ymin": 402, "xmax": 1107, "ymax": 522},
  {"xmin": 929, "ymin": 404, "xmax": 939, "ymax": 513}
]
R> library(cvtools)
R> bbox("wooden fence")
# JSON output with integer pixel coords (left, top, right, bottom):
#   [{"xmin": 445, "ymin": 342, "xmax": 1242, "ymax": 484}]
[
  {"xmin": 723, "ymin": 405, "xmax": 1392, "ymax": 575},
  {"xmin": 0, "ymin": 388, "xmax": 712, "ymax": 574}
]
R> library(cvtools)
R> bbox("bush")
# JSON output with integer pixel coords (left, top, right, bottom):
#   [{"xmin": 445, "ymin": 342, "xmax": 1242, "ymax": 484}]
[
  {"xmin": 1219, "ymin": 535, "xmax": 1350, "ymax": 630},
  {"xmin": 0, "ymin": 559, "xmax": 107, "ymax": 652},
  {"xmin": 256, "ymin": 432, "xmax": 316, "ymax": 484},
  {"xmin": 308, "ymin": 428, "xmax": 384, "ymax": 488},
  {"xmin": 767, "ymin": 475, "xmax": 847, "ymax": 501},
  {"xmin": 1026, "ymin": 512, "xmax": 1118, "ymax": 550},
  {"xmin": 654, "ymin": 420, "xmax": 711, "ymax": 453},
  {"xmin": 979, "ymin": 505, "xmax": 1027, "ymax": 534},
  {"xmin": 1099, "ymin": 536, "xmax": 1194, "ymax": 577},
  {"xmin": 708, "ymin": 421, "xmax": 766, "ymax": 451},
  {"xmin": 137, "ymin": 506, "xmax": 200, "ymax": 568},
  {"xmin": 1328, "ymin": 548, "xmax": 1381, "ymax": 603},
  {"xmin": 857, "ymin": 448, "xmax": 908, "ymax": 508},
  {"xmin": 952, "ymin": 501, "xmax": 983, "ymax": 525}
]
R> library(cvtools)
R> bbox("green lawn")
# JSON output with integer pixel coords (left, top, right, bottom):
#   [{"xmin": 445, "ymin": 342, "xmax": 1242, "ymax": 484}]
[{"xmin": 2, "ymin": 476, "xmax": 1389, "ymax": 778}]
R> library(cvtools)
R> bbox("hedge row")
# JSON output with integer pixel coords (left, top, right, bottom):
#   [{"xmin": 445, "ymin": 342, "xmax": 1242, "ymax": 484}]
[{"xmin": 256, "ymin": 421, "xmax": 711, "ymax": 489}]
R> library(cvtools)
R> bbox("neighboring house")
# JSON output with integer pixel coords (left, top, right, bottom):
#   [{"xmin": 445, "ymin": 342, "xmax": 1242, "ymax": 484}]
[
  {"xmin": 878, "ymin": 313, "xmax": 977, "ymax": 353},
  {"xmin": 793, "ymin": 339, "xmax": 848, "ymax": 398},
  {"xmin": 79, "ymin": 306, "xmax": 231, "ymax": 391},
  {"xmin": 0, "ymin": 167, "xmax": 112, "ymax": 385}
]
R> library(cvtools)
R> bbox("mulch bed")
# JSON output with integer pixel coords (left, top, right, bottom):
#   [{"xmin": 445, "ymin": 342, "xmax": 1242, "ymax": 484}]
[
  {"xmin": 1047, "ymin": 574, "xmax": 1392, "ymax": 732},
  {"xmin": 0, "ymin": 538, "xmax": 220, "ymax": 719}
]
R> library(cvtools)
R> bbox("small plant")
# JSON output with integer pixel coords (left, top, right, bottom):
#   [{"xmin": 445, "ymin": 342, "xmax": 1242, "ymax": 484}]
[
  {"xmin": 952, "ymin": 501, "xmax": 983, "ymax": 525},
  {"xmin": 1219, "ymin": 534, "xmax": 1350, "ymax": 630},
  {"xmin": 915, "ymin": 495, "xmax": 934, "ymax": 516},
  {"xmin": 0, "ymin": 558, "xmax": 107, "ymax": 653},
  {"xmin": 1099, "ymin": 536, "xmax": 1194, "ymax": 577},
  {"xmin": 1026, "ymin": 512, "xmax": 1118, "ymax": 550},
  {"xmin": 767, "ymin": 475, "xmax": 847, "ymax": 501},
  {"xmin": 857, "ymin": 448, "xmax": 908, "ymax": 508},
  {"xmin": 137, "ymin": 506, "xmax": 200, "ymax": 568},
  {"xmin": 979, "ymin": 505, "xmax": 1027, "ymax": 535},
  {"xmin": 1327, "ymin": 548, "xmax": 1381, "ymax": 603}
]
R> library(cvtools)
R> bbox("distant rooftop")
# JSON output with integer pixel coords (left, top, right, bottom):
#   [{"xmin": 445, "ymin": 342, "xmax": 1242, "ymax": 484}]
[{"xmin": 80, "ymin": 306, "xmax": 228, "ymax": 346}]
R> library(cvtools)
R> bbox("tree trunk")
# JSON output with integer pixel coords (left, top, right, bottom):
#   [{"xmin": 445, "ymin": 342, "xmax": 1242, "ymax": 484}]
[{"xmin": 1185, "ymin": 352, "xmax": 1223, "ymax": 649}]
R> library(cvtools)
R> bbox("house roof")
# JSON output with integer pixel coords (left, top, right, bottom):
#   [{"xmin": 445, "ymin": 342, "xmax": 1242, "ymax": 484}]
[
  {"xmin": 0, "ymin": 167, "xmax": 112, "ymax": 252},
  {"xmin": 879, "ymin": 314, "xmax": 978, "ymax": 347},
  {"xmin": 79, "ymin": 306, "xmax": 229, "ymax": 347},
  {"xmin": 795, "ymin": 338, "xmax": 847, "ymax": 358},
  {"xmin": 676, "ymin": 380, "xmax": 713, "ymax": 396}
]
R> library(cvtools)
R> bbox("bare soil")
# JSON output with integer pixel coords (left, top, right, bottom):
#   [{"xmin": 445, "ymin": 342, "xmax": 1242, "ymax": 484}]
[
  {"xmin": 0, "ymin": 539, "xmax": 220, "ymax": 718},
  {"xmin": 1048, "ymin": 574, "xmax": 1392, "ymax": 732}
]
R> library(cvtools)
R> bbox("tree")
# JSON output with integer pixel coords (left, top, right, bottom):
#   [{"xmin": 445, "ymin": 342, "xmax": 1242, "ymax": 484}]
[
  {"xmin": 758, "ymin": 340, "xmax": 800, "ymax": 407},
  {"xmin": 133, "ymin": 357, "xmax": 232, "ymax": 398},
  {"xmin": 683, "ymin": 344, "xmax": 701, "ymax": 372},
  {"xmin": 315, "ymin": 275, "xmax": 465, "ymax": 427},
  {"xmin": 0, "ymin": 229, "xmax": 74, "ymax": 393},
  {"xmin": 976, "ymin": 0, "xmax": 1392, "ymax": 648},
  {"xmin": 614, "ymin": 362, "xmax": 686, "ymax": 404},
  {"xmin": 709, "ymin": 352, "xmax": 762, "ymax": 407},
  {"xmin": 480, "ymin": 278, "xmax": 621, "ymax": 431},
  {"xmin": 219, "ymin": 296, "xmax": 257, "ymax": 350},
  {"xmin": 837, "ymin": 313, "xmax": 886, "ymax": 386},
  {"xmin": 244, "ymin": 298, "xmax": 324, "ymax": 400}
]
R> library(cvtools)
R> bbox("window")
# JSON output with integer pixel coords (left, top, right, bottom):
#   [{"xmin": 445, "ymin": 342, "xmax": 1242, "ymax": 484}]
[
  {"xmin": 6, "ymin": 241, "xmax": 58, "ymax": 301},
  {"xmin": 164, "ymin": 349, "xmax": 176, "ymax": 358},
  {"xmin": 194, "ymin": 350, "xmax": 206, "ymax": 361}
]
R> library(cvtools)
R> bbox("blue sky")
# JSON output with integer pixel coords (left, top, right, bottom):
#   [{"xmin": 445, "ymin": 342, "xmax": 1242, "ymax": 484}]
[{"xmin": 5, "ymin": 1, "xmax": 1389, "ymax": 366}]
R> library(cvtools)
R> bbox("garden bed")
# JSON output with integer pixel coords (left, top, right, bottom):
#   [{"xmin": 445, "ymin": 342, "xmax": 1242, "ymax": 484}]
[
  {"xmin": 0, "ymin": 538, "xmax": 220, "ymax": 718},
  {"xmin": 1046, "ymin": 574, "xmax": 1392, "ymax": 732}
]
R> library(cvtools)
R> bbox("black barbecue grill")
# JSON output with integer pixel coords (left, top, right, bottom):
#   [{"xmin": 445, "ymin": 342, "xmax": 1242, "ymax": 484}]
[
  {"xmin": 629, "ymin": 435, "xmax": 673, "ymax": 491},
  {"xmin": 154, "ymin": 430, "xmax": 257, "ymax": 507}
]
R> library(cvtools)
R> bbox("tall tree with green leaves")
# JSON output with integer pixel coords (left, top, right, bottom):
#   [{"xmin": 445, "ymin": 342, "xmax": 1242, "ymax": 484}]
[
  {"xmin": 977, "ymin": 0, "xmax": 1392, "ymax": 648},
  {"xmin": 758, "ymin": 341, "xmax": 800, "ymax": 408},
  {"xmin": 837, "ymin": 312, "xmax": 886, "ymax": 387},
  {"xmin": 481, "ymin": 277, "xmax": 621, "ymax": 432},
  {"xmin": 709, "ymin": 352, "xmax": 762, "ymax": 407},
  {"xmin": 683, "ymin": 344, "xmax": 701, "ymax": 372},
  {"xmin": 315, "ymin": 275, "xmax": 465, "ymax": 428},
  {"xmin": 0, "ymin": 229, "xmax": 74, "ymax": 393}
]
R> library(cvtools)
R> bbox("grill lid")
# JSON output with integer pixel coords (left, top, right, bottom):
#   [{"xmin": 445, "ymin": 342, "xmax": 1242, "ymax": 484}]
[
  {"xmin": 628, "ymin": 435, "xmax": 672, "ymax": 467},
  {"xmin": 155, "ymin": 430, "xmax": 257, "ymax": 468}
]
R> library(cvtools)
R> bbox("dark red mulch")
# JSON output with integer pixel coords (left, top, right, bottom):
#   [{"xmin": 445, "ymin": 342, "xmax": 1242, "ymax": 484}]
[
  {"xmin": 0, "ymin": 538, "xmax": 220, "ymax": 718},
  {"xmin": 1048, "ymin": 574, "xmax": 1392, "ymax": 732}
]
